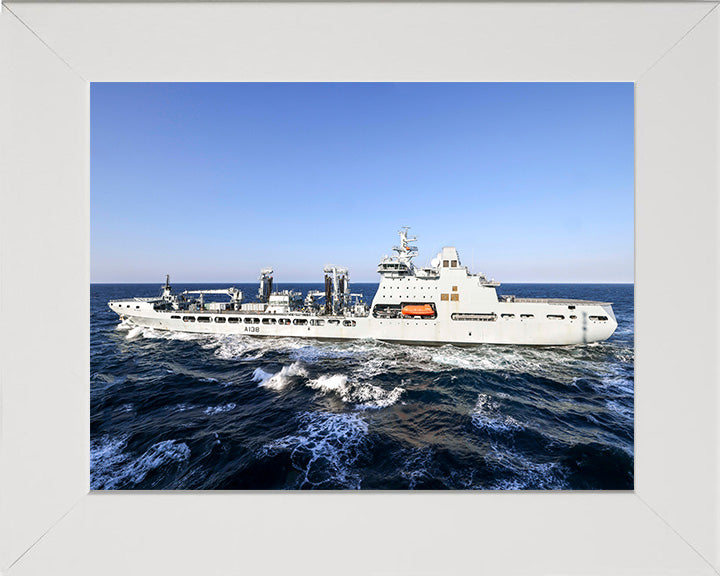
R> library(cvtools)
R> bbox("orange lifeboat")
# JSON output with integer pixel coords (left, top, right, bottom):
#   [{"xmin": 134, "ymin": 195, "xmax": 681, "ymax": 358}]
[{"xmin": 401, "ymin": 304, "xmax": 435, "ymax": 317}]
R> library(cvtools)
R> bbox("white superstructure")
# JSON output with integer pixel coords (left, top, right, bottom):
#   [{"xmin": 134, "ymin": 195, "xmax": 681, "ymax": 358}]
[{"xmin": 109, "ymin": 229, "xmax": 617, "ymax": 345}]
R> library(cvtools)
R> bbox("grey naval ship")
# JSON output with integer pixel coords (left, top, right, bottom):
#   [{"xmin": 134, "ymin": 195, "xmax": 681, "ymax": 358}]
[{"xmin": 109, "ymin": 229, "xmax": 617, "ymax": 345}]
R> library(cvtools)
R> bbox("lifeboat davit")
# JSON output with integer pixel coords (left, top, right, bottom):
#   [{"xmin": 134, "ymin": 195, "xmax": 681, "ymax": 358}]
[{"xmin": 401, "ymin": 304, "xmax": 435, "ymax": 317}]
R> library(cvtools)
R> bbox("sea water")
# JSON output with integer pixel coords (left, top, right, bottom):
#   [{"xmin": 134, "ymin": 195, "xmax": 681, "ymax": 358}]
[{"xmin": 91, "ymin": 283, "xmax": 633, "ymax": 490}]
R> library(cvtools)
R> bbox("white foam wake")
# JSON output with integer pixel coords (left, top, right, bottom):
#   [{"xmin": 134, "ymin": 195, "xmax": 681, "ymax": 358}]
[
  {"xmin": 485, "ymin": 445, "xmax": 569, "ymax": 490},
  {"xmin": 214, "ymin": 335, "xmax": 317, "ymax": 361},
  {"xmin": 138, "ymin": 327, "xmax": 206, "ymax": 342},
  {"xmin": 121, "ymin": 322, "xmax": 208, "ymax": 342},
  {"xmin": 115, "ymin": 318, "xmax": 135, "ymax": 332},
  {"xmin": 91, "ymin": 436, "xmax": 191, "ymax": 489},
  {"xmin": 262, "ymin": 411, "xmax": 369, "ymax": 489},
  {"xmin": 471, "ymin": 393, "xmax": 523, "ymax": 433},
  {"xmin": 125, "ymin": 326, "xmax": 145, "ymax": 340},
  {"xmin": 204, "ymin": 403, "xmax": 236, "ymax": 415}
]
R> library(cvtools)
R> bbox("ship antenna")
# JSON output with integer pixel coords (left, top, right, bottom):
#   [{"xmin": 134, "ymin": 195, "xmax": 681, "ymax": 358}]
[{"xmin": 393, "ymin": 227, "xmax": 419, "ymax": 263}]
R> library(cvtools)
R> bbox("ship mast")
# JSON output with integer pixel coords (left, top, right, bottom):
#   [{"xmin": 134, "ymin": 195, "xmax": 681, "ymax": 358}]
[
  {"xmin": 161, "ymin": 274, "xmax": 173, "ymax": 301},
  {"xmin": 392, "ymin": 227, "xmax": 418, "ymax": 266}
]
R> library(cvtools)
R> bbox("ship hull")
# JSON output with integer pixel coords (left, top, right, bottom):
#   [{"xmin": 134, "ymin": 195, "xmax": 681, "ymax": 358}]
[{"xmin": 110, "ymin": 301, "xmax": 617, "ymax": 346}]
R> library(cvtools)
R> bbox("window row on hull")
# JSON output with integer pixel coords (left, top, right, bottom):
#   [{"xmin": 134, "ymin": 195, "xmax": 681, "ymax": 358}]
[
  {"xmin": 169, "ymin": 315, "xmax": 357, "ymax": 327},
  {"xmin": 165, "ymin": 312, "xmax": 609, "ymax": 326},
  {"xmin": 450, "ymin": 313, "xmax": 610, "ymax": 322}
]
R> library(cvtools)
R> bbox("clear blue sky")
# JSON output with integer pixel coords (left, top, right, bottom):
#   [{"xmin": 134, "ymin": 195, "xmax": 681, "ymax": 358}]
[{"xmin": 91, "ymin": 83, "xmax": 633, "ymax": 283}]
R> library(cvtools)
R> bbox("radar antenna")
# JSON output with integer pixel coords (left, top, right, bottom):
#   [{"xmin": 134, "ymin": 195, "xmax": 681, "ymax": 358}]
[{"xmin": 392, "ymin": 227, "xmax": 419, "ymax": 262}]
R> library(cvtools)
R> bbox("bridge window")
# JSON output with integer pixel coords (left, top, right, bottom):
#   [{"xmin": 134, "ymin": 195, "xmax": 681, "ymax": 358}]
[
  {"xmin": 520, "ymin": 314, "xmax": 534, "ymax": 319},
  {"xmin": 589, "ymin": 315, "xmax": 609, "ymax": 321},
  {"xmin": 501, "ymin": 314, "xmax": 515, "ymax": 319},
  {"xmin": 547, "ymin": 315, "xmax": 564, "ymax": 320}
]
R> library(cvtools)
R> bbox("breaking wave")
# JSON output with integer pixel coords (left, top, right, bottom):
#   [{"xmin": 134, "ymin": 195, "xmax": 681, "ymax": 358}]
[
  {"xmin": 253, "ymin": 361, "xmax": 307, "ymax": 390},
  {"xmin": 250, "ymin": 359, "xmax": 405, "ymax": 408},
  {"xmin": 307, "ymin": 374, "xmax": 404, "ymax": 409}
]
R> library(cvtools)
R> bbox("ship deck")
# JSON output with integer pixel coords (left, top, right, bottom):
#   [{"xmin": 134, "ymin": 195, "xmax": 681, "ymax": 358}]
[{"xmin": 508, "ymin": 298, "xmax": 612, "ymax": 305}]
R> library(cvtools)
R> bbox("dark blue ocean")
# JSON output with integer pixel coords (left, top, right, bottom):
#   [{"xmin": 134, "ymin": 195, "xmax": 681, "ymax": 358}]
[{"xmin": 91, "ymin": 283, "xmax": 634, "ymax": 490}]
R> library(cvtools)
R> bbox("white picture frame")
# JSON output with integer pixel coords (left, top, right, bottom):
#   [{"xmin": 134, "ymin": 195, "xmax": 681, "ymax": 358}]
[{"xmin": 1, "ymin": 2, "xmax": 718, "ymax": 575}]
